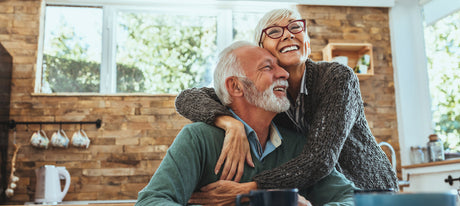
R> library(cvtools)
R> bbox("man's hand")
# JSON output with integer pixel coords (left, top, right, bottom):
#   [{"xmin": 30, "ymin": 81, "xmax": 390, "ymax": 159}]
[
  {"xmin": 298, "ymin": 195, "xmax": 312, "ymax": 206},
  {"xmin": 214, "ymin": 116, "xmax": 254, "ymax": 182},
  {"xmin": 188, "ymin": 180, "xmax": 257, "ymax": 206}
]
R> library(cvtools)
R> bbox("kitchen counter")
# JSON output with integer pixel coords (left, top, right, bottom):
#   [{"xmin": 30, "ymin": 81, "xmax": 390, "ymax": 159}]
[
  {"xmin": 21, "ymin": 200, "xmax": 136, "ymax": 206},
  {"xmin": 401, "ymin": 158, "xmax": 460, "ymax": 193},
  {"xmin": 402, "ymin": 158, "xmax": 460, "ymax": 169}
]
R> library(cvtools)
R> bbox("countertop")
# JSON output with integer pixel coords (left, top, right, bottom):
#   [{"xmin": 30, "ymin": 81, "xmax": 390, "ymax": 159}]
[
  {"xmin": 402, "ymin": 158, "xmax": 460, "ymax": 169},
  {"xmin": 20, "ymin": 200, "xmax": 136, "ymax": 206}
]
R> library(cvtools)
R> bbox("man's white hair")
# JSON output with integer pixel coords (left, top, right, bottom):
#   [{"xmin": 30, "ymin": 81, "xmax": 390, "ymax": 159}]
[{"xmin": 213, "ymin": 41, "xmax": 256, "ymax": 105}]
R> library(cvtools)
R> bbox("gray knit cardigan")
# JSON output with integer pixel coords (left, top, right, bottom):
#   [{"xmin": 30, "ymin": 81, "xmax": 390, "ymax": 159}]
[{"xmin": 175, "ymin": 59, "xmax": 398, "ymax": 190}]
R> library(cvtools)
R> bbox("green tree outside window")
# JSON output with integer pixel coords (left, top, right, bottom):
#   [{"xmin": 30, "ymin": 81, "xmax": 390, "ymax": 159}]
[{"xmin": 424, "ymin": 10, "xmax": 460, "ymax": 152}]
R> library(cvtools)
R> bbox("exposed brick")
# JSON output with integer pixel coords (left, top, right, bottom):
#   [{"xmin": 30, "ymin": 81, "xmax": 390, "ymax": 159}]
[{"xmin": 2, "ymin": 2, "xmax": 399, "ymax": 204}]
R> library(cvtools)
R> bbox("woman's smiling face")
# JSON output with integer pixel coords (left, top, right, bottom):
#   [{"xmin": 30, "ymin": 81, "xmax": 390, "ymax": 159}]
[{"xmin": 261, "ymin": 17, "xmax": 309, "ymax": 68}]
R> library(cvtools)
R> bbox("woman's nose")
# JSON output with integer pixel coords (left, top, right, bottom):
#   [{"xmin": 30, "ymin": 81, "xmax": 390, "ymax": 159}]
[{"xmin": 281, "ymin": 28, "xmax": 294, "ymax": 41}]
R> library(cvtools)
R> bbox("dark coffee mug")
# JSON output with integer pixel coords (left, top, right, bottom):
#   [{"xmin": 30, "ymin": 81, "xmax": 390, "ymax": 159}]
[{"xmin": 235, "ymin": 188, "xmax": 298, "ymax": 206}]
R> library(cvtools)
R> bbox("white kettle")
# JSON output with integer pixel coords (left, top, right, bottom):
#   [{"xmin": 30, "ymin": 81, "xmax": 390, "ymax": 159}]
[{"xmin": 34, "ymin": 165, "xmax": 71, "ymax": 204}]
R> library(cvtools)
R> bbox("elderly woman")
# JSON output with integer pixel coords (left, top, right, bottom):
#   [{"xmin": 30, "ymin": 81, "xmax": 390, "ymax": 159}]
[{"xmin": 175, "ymin": 7, "xmax": 398, "ymax": 203}]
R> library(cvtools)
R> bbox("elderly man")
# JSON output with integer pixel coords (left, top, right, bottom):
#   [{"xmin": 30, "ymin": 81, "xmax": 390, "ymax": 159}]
[{"xmin": 136, "ymin": 41, "xmax": 356, "ymax": 206}]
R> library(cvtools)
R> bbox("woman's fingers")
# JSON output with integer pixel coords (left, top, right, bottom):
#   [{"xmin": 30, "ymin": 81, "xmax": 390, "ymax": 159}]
[
  {"xmin": 233, "ymin": 154, "xmax": 245, "ymax": 182},
  {"xmin": 225, "ymin": 159, "xmax": 238, "ymax": 180},
  {"xmin": 219, "ymin": 154, "xmax": 233, "ymax": 180},
  {"xmin": 215, "ymin": 144, "xmax": 229, "ymax": 174},
  {"xmin": 246, "ymin": 149, "xmax": 254, "ymax": 167}
]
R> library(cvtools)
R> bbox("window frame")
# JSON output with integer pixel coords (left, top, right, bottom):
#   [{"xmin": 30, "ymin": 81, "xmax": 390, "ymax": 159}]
[{"xmin": 35, "ymin": 0, "xmax": 294, "ymax": 95}]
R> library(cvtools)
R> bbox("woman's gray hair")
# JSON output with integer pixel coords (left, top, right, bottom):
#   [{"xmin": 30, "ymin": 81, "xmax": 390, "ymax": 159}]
[
  {"xmin": 214, "ymin": 41, "xmax": 256, "ymax": 105},
  {"xmin": 254, "ymin": 8, "xmax": 307, "ymax": 47}
]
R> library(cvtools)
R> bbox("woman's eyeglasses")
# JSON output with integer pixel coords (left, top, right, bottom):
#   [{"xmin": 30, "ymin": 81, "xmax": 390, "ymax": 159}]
[{"xmin": 259, "ymin": 19, "xmax": 306, "ymax": 46}]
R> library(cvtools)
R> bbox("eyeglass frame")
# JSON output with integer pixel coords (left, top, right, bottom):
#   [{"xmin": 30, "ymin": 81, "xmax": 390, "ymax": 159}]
[{"xmin": 258, "ymin": 19, "xmax": 306, "ymax": 46}]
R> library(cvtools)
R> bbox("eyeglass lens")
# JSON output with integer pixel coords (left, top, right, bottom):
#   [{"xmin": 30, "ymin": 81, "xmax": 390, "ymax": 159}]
[{"xmin": 265, "ymin": 20, "xmax": 304, "ymax": 39}]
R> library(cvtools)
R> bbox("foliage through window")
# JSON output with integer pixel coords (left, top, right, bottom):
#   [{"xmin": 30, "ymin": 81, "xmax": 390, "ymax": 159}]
[
  {"xmin": 115, "ymin": 12, "xmax": 216, "ymax": 93},
  {"xmin": 39, "ymin": 2, "xmax": 275, "ymax": 94},
  {"xmin": 424, "ymin": 10, "xmax": 460, "ymax": 152},
  {"xmin": 42, "ymin": 6, "xmax": 102, "ymax": 93}
]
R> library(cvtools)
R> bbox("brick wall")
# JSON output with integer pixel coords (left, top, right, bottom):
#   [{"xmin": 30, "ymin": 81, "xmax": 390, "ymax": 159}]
[{"xmin": 0, "ymin": 1, "xmax": 399, "ymax": 204}]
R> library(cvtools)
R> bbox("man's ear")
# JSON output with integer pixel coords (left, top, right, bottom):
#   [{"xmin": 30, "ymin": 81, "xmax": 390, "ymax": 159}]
[{"xmin": 225, "ymin": 77, "xmax": 244, "ymax": 97}]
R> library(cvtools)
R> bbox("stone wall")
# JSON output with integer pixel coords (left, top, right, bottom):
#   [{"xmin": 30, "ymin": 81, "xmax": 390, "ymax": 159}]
[{"xmin": 0, "ymin": 1, "xmax": 399, "ymax": 204}]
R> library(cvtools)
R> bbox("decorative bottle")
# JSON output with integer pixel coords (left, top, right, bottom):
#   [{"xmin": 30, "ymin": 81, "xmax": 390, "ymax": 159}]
[{"xmin": 427, "ymin": 134, "xmax": 445, "ymax": 162}]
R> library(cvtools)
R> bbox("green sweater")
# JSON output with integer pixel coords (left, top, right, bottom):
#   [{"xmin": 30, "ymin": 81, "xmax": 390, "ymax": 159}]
[{"xmin": 136, "ymin": 122, "xmax": 356, "ymax": 206}]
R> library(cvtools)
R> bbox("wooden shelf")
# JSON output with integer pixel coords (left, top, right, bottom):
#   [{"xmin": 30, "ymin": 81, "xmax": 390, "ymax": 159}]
[
  {"xmin": 322, "ymin": 43, "xmax": 374, "ymax": 80},
  {"xmin": 402, "ymin": 158, "xmax": 460, "ymax": 169}
]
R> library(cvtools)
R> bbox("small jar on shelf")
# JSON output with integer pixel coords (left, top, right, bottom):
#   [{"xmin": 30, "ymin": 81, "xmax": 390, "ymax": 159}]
[
  {"xmin": 427, "ymin": 134, "xmax": 445, "ymax": 162},
  {"xmin": 410, "ymin": 146, "xmax": 425, "ymax": 164}
]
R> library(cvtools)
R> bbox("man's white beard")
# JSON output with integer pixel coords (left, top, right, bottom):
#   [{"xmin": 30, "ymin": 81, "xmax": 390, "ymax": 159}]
[{"xmin": 243, "ymin": 79, "xmax": 290, "ymax": 113}]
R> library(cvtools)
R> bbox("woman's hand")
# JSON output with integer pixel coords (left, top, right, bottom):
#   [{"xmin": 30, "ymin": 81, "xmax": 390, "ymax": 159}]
[
  {"xmin": 188, "ymin": 180, "xmax": 257, "ymax": 206},
  {"xmin": 215, "ymin": 116, "xmax": 254, "ymax": 182}
]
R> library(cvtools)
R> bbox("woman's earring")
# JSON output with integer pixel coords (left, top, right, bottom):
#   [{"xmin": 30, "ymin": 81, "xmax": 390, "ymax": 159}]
[{"xmin": 306, "ymin": 42, "xmax": 311, "ymax": 56}]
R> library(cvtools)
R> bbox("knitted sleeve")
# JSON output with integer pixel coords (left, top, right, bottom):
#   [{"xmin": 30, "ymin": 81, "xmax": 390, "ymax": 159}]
[
  {"xmin": 175, "ymin": 87, "xmax": 232, "ymax": 125},
  {"xmin": 253, "ymin": 63, "xmax": 362, "ymax": 189}
]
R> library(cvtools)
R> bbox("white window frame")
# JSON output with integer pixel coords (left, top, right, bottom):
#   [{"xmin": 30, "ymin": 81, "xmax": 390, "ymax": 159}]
[
  {"xmin": 35, "ymin": 0, "xmax": 294, "ymax": 94},
  {"xmin": 390, "ymin": 0, "xmax": 460, "ymax": 166}
]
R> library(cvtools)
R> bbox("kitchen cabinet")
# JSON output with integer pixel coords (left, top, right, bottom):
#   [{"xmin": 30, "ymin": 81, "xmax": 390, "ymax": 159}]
[
  {"xmin": 322, "ymin": 43, "xmax": 374, "ymax": 80},
  {"xmin": 402, "ymin": 158, "xmax": 460, "ymax": 194}
]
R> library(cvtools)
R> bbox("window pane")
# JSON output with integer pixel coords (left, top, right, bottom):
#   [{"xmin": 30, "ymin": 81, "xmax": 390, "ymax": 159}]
[
  {"xmin": 41, "ymin": 6, "xmax": 102, "ymax": 93},
  {"xmin": 232, "ymin": 12, "xmax": 264, "ymax": 42},
  {"xmin": 424, "ymin": 10, "xmax": 460, "ymax": 152},
  {"xmin": 116, "ymin": 11, "xmax": 217, "ymax": 94}
]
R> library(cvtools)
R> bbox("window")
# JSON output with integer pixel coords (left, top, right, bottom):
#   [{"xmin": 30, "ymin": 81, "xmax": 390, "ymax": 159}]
[
  {"xmin": 115, "ymin": 10, "xmax": 217, "ymax": 93},
  {"xmin": 424, "ymin": 10, "xmax": 460, "ymax": 152},
  {"xmin": 38, "ymin": 1, "xmax": 287, "ymax": 94},
  {"xmin": 41, "ymin": 6, "xmax": 102, "ymax": 93}
]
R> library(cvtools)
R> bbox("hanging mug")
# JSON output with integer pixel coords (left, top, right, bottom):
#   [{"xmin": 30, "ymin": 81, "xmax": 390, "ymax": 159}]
[
  {"xmin": 71, "ymin": 129, "xmax": 90, "ymax": 148},
  {"xmin": 30, "ymin": 129, "xmax": 49, "ymax": 149},
  {"xmin": 51, "ymin": 129, "xmax": 70, "ymax": 148}
]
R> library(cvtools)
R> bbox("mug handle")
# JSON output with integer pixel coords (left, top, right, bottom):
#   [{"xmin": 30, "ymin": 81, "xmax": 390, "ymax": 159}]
[
  {"xmin": 60, "ymin": 129, "xmax": 69, "ymax": 139},
  {"xmin": 80, "ymin": 129, "xmax": 88, "ymax": 139},
  {"xmin": 235, "ymin": 193, "xmax": 251, "ymax": 206},
  {"xmin": 39, "ymin": 129, "xmax": 48, "ymax": 139}
]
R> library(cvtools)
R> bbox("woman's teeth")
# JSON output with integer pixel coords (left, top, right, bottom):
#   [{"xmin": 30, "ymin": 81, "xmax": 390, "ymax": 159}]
[{"xmin": 280, "ymin": 46, "xmax": 299, "ymax": 53}]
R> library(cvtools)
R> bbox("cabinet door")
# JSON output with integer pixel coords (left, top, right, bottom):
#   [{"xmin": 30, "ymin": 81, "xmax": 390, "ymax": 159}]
[{"xmin": 403, "ymin": 163, "xmax": 460, "ymax": 193}]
